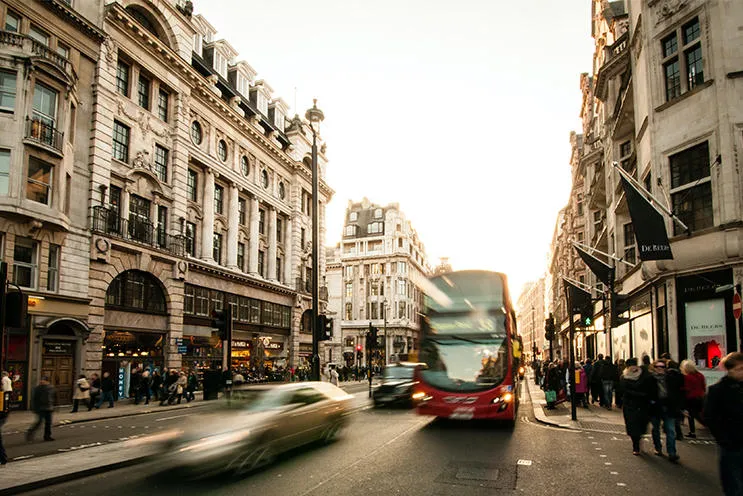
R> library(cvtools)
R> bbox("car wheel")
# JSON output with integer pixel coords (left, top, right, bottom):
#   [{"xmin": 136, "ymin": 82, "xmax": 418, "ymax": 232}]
[
  {"xmin": 235, "ymin": 442, "xmax": 276, "ymax": 474},
  {"xmin": 322, "ymin": 420, "xmax": 343, "ymax": 444}
]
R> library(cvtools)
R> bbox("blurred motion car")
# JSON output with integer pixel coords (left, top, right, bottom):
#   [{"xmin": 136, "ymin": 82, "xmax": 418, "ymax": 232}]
[
  {"xmin": 153, "ymin": 381, "xmax": 353, "ymax": 477},
  {"xmin": 373, "ymin": 362, "xmax": 425, "ymax": 408}
]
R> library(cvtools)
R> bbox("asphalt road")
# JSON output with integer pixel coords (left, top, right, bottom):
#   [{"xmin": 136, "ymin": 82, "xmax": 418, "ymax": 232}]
[
  {"xmin": 4, "ymin": 383, "xmax": 371, "ymax": 462},
  {"xmin": 17, "ymin": 384, "xmax": 723, "ymax": 496}
]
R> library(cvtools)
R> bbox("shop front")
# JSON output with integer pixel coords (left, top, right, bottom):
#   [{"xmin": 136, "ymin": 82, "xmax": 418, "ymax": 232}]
[
  {"xmin": 181, "ymin": 334, "xmax": 222, "ymax": 371},
  {"xmin": 676, "ymin": 269, "xmax": 736, "ymax": 385},
  {"xmin": 231, "ymin": 334, "xmax": 288, "ymax": 373},
  {"xmin": 101, "ymin": 330, "xmax": 165, "ymax": 400}
]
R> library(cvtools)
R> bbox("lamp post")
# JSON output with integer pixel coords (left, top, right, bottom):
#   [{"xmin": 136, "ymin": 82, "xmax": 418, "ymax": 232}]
[
  {"xmin": 306, "ymin": 99, "xmax": 324, "ymax": 382},
  {"xmin": 383, "ymin": 298, "xmax": 388, "ymax": 365}
]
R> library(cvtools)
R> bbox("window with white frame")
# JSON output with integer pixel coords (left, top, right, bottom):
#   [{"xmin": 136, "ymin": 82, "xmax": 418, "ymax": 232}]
[
  {"xmin": 27, "ymin": 157, "xmax": 53, "ymax": 205},
  {"xmin": 344, "ymin": 225, "xmax": 357, "ymax": 237},
  {"xmin": 619, "ymin": 140, "xmax": 633, "ymax": 174},
  {"xmin": 349, "ymin": 211, "xmax": 358, "ymax": 222},
  {"xmin": 367, "ymin": 222, "xmax": 383, "ymax": 234},
  {"xmin": 4, "ymin": 10, "xmax": 19, "ymax": 32},
  {"xmin": 374, "ymin": 208, "xmax": 383, "ymax": 219},
  {"xmin": 344, "ymin": 266, "xmax": 353, "ymax": 279},
  {"xmin": 47, "ymin": 244, "xmax": 60, "ymax": 291},
  {"xmin": 32, "ymin": 83, "xmax": 57, "ymax": 128},
  {"xmin": 0, "ymin": 70, "xmax": 16, "ymax": 112},
  {"xmin": 13, "ymin": 237, "xmax": 37, "ymax": 289},
  {"xmin": 397, "ymin": 261, "xmax": 407, "ymax": 275},
  {"xmin": 398, "ymin": 279, "xmax": 407, "ymax": 296},
  {"xmin": 0, "ymin": 149, "xmax": 9, "ymax": 195},
  {"xmin": 345, "ymin": 282, "xmax": 353, "ymax": 299},
  {"xmin": 192, "ymin": 33, "xmax": 202, "ymax": 55},
  {"xmin": 593, "ymin": 210, "xmax": 603, "ymax": 233},
  {"xmin": 661, "ymin": 17, "xmax": 705, "ymax": 103},
  {"xmin": 670, "ymin": 141, "xmax": 713, "ymax": 235},
  {"xmin": 187, "ymin": 169, "xmax": 197, "ymax": 201},
  {"xmin": 112, "ymin": 121, "xmax": 130, "ymax": 162},
  {"xmin": 28, "ymin": 25, "xmax": 49, "ymax": 46},
  {"xmin": 154, "ymin": 144, "xmax": 168, "ymax": 183}
]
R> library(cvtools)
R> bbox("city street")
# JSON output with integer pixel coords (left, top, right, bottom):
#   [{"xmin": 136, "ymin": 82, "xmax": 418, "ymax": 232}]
[{"xmin": 14, "ymin": 383, "xmax": 722, "ymax": 496}]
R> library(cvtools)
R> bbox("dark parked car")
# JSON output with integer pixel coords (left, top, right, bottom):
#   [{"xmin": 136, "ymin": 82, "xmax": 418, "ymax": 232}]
[{"xmin": 373, "ymin": 362, "xmax": 425, "ymax": 408}]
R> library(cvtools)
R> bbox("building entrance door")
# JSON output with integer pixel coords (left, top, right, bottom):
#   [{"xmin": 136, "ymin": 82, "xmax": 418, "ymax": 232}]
[{"xmin": 41, "ymin": 354, "xmax": 74, "ymax": 405}]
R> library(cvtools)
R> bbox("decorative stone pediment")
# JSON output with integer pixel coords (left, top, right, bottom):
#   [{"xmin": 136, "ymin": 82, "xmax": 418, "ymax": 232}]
[{"xmin": 649, "ymin": 0, "xmax": 689, "ymax": 25}]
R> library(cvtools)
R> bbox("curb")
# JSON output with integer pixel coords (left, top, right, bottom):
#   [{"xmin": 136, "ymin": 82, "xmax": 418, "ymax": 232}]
[
  {"xmin": 0, "ymin": 455, "xmax": 153, "ymax": 496},
  {"xmin": 53, "ymin": 401, "xmax": 211, "ymax": 427},
  {"xmin": 524, "ymin": 375, "xmax": 573, "ymax": 430}
]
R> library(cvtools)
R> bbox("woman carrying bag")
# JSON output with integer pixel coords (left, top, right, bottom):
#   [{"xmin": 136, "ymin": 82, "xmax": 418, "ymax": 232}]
[
  {"xmin": 71, "ymin": 374, "xmax": 90, "ymax": 413},
  {"xmin": 680, "ymin": 359, "xmax": 706, "ymax": 438}
]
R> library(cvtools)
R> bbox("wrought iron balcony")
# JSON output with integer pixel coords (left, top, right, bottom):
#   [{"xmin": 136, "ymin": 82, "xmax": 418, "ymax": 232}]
[
  {"xmin": 91, "ymin": 206, "xmax": 185, "ymax": 257},
  {"xmin": 25, "ymin": 117, "xmax": 64, "ymax": 152},
  {"xmin": 0, "ymin": 31, "xmax": 72, "ymax": 78}
]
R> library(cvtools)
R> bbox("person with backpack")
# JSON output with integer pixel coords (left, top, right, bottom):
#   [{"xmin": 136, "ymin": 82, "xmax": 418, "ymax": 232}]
[{"xmin": 705, "ymin": 352, "xmax": 743, "ymax": 495}]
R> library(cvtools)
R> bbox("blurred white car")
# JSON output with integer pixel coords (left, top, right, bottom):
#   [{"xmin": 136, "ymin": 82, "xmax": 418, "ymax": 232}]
[{"xmin": 154, "ymin": 381, "xmax": 353, "ymax": 477}]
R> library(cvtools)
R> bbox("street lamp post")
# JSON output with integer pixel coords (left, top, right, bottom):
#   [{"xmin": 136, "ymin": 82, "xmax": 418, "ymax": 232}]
[
  {"xmin": 383, "ymin": 299, "xmax": 388, "ymax": 365},
  {"xmin": 306, "ymin": 99, "xmax": 324, "ymax": 382}
]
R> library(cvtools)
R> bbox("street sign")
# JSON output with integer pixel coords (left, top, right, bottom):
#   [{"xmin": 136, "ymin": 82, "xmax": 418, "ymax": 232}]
[
  {"xmin": 177, "ymin": 345, "xmax": 188, "ymax": 354},
  {"xmin": 734, "ymin": 292, "xmax": 742, "ymax": 320}
]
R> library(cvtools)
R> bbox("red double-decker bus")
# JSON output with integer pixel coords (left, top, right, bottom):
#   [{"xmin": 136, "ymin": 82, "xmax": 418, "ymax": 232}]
[{"xmin": 414, "ymin": 270, "xmax": 523, "ymax": 424}]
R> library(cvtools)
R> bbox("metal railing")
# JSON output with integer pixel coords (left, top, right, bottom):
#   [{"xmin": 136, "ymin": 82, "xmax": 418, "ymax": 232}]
[
  {"xmin": 25, "ymin": 117, "xmax": 64, "ymax": 152},
  {"xmin": 91, "ymin": 206, "xmax": 185, "ymax": 256}
]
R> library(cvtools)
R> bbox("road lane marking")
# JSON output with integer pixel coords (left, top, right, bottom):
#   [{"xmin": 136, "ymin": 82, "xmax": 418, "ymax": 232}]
[
  {"xmin": 610, "ymin": 471, "xmax": 618, "ymax": 475},
  {"xmin": 617, "ymin": 483, "xmax": 627, "ymax": 487},
  {"xmin": 591, "ymin": 442, "xmax": 598, "ymax": 444},
  {"xmin": 604, "ymin": 462, "xmax": 612, "ymax": 465},
  {"xmin": 155, "ymin": 414, "xmax": 191, "ymax": 422},
  {"xmin": 600, "ymin": 455, "xmax": 607, "ymax": 458},
  {"xmin": 517, "ymin": 459, "xmax": 532, "ymax": 466},
  {"xmin": 13, "ymin": 455, "xmax": 34, "ymax": 461}
]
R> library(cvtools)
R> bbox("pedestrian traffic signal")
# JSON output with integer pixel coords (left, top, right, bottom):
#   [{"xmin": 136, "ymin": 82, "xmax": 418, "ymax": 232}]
[
  {"xmin": 356, "ymin": 344, "xmax": 362, "ymax": 352},
  {"xmin": 317, "ymin": 315, "xmax": 333, "ymax": 341},
  {"xmin": 610, "ymin": 292, "xmax": 630, "ymax": 328},
  {"xmin": 580, "ymin": 301, "xmax": 593, "ymax": 327},
  {"xmin": 211, "ymin": 308, "xmax": 231, "ymax": 340}
]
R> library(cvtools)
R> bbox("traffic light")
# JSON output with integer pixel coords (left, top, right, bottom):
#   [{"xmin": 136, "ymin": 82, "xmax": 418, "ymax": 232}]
[
  {"xmin": 580, "ymin": 301, "xmax": 593, "ymax": 328},
  {"xmin": 211, "ymin": 308, "xmax": 230, "ymax": 340},
  {"xmin": 317, "ymin": 315, "xmax": 333, "ymax": 341},
  {"xmin": 610, "ymin": 292, "xmax": 630, "ymax": 328},
  {"xmin": 5, "ymin": 290, "xmax": 27, "ymax": 328},
  {"xmin": 544, "ymin": 315, "xmax": 555, "ymax": 341},
  {"xmin": 367, "ymin": 323, "xmax": 379, "ymax": 350}
]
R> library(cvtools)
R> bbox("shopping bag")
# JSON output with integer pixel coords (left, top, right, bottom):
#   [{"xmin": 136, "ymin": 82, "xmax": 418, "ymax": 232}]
[{"xmin": 545, "ymin": 390, "xmax": 557, "ymax": 403}]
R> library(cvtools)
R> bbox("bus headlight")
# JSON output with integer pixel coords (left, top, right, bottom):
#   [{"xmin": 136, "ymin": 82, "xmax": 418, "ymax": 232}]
[
  {"xmin": 412, "ymin": 391, "xmax": 431, "ymax": 402},
  {"xmin": 492, "ymin": 392, "xmax": 514, "ymax": 404}
]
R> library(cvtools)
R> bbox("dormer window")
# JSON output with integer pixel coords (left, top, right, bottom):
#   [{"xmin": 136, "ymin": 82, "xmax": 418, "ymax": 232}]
[
  {"xmin": 214, "ymin": 52, "xmax": 227, "ymax": 78},
  {"xmin": 374, "ymin": 208, "xmax": 383, "ymax": 219},
  {"xmin": 192, "ymin": 33, "xmax": 202, "ymax": 56},
  {"xmin": 367, "ymin": 222, "xmax": 383, "ymax": 234},
  {"xmin": 349, "ymin": 212, "xmax": 358, "ymax": 222},
  {"xmin": 345, "ymin": 225, "xmax": 357, "ymax": 237}
]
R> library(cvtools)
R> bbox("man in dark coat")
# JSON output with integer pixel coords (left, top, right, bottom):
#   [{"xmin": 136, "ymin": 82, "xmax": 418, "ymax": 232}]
[
  {"xmin": 620, "ymin": 357, "xmax": 655, "ymax": 455},
  {"xmin": 705, "ymin": 352, "xmax": 743, "ymax": 496},
  {"xmin": 27, "ymin": 377, "xmax": 55, "ymax": 442},
  {"xmin": 650, "ymin": 359, "xmax": 683, "ymax": 462},
  {"xmin": 590, "ymin": 354, "xmax": 606, "ymax": 405}
]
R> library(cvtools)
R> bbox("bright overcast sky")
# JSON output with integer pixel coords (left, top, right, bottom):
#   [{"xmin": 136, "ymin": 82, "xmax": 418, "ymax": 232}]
[{"xmin": 195, "ymin": 0, "xmax": 595, "ymax": 296}]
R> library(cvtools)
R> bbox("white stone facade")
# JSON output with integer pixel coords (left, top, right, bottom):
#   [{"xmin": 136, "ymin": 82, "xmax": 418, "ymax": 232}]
[
  {"xmin": 551, "ymin": 0, "xmax": 743, "ymax": 381},
  {"xmin": 325, "ymin": 198, "xmax": 429, "ymax": 370}
]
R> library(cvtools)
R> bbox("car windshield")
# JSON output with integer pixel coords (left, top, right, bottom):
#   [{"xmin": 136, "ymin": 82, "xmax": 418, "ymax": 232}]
[
  {"xmin": 418, "ymin": 338, "xmax": 508, "ymax": 393},
  {"xmin": 383, "ymin": 367, "xmax": 414, "ymax": 379},
  {"xmin": 222, "ymin": 388, "xmax": 287, "ymax": 411}
]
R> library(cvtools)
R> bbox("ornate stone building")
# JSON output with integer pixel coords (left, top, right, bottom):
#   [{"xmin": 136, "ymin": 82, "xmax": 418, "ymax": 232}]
[
  {"xmin": 550, "ymin": 0, "xmax": 743, "ymax": 384},
  {"xmin": 0, "ymin": 0, "xmax": 104, "ymax": 408},
  {"xmin": 326, "ymin": 198, "xmax": 429, "ymax": 369},
  {"xmin": 85, "ymin": 1, "xmax": 332, "ymax": 396},
  {"xmin": 516, "ymin": 277, "xmax": 546, "ymax": 363}
]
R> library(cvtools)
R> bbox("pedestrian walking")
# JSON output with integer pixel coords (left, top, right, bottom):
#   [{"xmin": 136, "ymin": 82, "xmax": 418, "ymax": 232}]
[
  {"xmin": 590, "ymin": 354, "xmax": 605, "ymax": 405},
  {"xmin": 614, "ymin": 358, "xmax": 625, "ymax": 408},
  {"xmin": 140, "ymin": 370, "xmax": 151, "ymax": 405},
  {"xmin": 151, "ymin": 370, "xmax": 162, "ymax": 401},
  {"xmin": 620, "ymin": 357, "xmax": 654, "ymax": 455},
  {"xmin": 601, "ymin": 355, "xmax": 617, "ymax": 409},
  {"xmin": 1, "ymin": 371, "xmax": 10, "ymax": 394},
  {"xmin": 575, "ymin": 361, "xmax": 588, "ymax": 407},
  {"xmin": 96, "ymin": 371, "xmax": 115, "ymax": 408},
  {"xmin": 186, "ymin": 370, "xmax": 198, "ymax": 402},
  {"xmin": 70, "ymin": 374, "xmax": 90, "ymax": 412},
  {"xmin": 680, "ymin": 359, "xmax": 706, "ymax": 439},
  {"xmin": 27, "ymin": 376, "xmax": 55, "ymax": 442},
  {"xmin": 330, "ymin": 365, "xmax": 339, "ymax": 386},
  {"xmin": 545, "ymin": 362, "xmax": 560, "ymax": 409},
  {"xmin": 0, "ymin": 379, "xmax": 10, "ymax": 465},
  {"xmin": 88, "ymin": 373, "xmax": 100, "ymax": 411},
  {"xmin": 175, "ymin": 372, "xmax": 187, "ymax": 404},
  {"xmin": 130, "ymin": 367, "xmax": 143, "ymax": 404},
  {"xmin": 705, "ymin": 352, "xmax": 743, "ymax": 496},
  {"xmin": 649, "ymin": 359, "xmax": 683, "ymax": 462}
]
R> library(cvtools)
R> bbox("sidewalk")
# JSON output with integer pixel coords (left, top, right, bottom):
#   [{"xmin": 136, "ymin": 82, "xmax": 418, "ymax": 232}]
[
  {"xmin": 525, "ymin": 373, "xmax": 713, "ymax": 440},
  {"xmin": 2, "ymin": 391, "xmax": 208, "ymax": 431}
]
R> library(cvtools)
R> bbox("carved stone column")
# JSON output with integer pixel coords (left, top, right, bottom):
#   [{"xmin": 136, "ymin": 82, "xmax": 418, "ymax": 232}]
[
  {"xmin": 227, "ymin": 184, "xmax": 239, "ymax": 269},
  {"xmin": 267, "ymin": 207, "xmax": 277, "ymax": 281},
  {"xmin": 121, "ymin": 186, "xmax": 131, "ymax": 220},
  {"xmin": 201, "ymin": 169, "xmax": 215, "ymax": 262},
  {"xmin": 248, "ymin": 196, "xmax": 259, "ymax": 275},
  {"xmin": 284, "ymin": 217, "xmax": 293, "ymax": 284}
]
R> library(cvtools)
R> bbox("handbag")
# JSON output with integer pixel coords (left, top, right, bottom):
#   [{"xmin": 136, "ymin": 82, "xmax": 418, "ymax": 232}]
[
  {"xmin": 545, "ymin": 390, "xmax": 557, "ymax": 403},
  {"xmin": 176, "ymin": 385, "xmax": 183, "ymax": 395},
  {"xmin": 89, "ymin": 386, "xmax": 100, "ymax": 395}
]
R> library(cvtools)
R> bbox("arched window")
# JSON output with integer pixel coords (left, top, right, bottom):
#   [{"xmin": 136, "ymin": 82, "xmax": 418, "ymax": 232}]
[
  {"xmin": 106, "ymin": 270, "xmax": 166, "ymax": 314},
  {"xmin": 126, "ymin": 6, "xmax": 169, "ymax": 47}
]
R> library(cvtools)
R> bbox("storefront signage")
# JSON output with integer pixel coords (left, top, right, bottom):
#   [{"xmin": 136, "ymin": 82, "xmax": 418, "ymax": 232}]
[
  {"xmin": 232, "ymin": 340, "xmax": 251, "ymax": 349},
  {"xmin": 43, "ymin": 341, "xmax": 73, "ymax": 355},
  {"xmin": 686, "ymin": 299, "xmax": 726, "ymax": 370},
  {"xmin": 265, "ymin": 342, "xmax": 283, "ymax": 350}
]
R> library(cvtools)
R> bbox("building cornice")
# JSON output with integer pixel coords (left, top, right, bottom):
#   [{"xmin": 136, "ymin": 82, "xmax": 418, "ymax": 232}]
[
  {"xmin": 188, "ymin": 261, "xmax": 296, "ymax": 296},
  {"xmin": 106, "ymin": 4, "xmax": 334, "ymax": 199},
  {"xmin": 41, "ymin": 0, "xmax": 106, "ymax": 42}
]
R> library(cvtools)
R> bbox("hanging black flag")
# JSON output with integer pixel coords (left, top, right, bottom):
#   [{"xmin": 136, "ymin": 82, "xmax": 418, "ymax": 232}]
[
  {"xmin": 564, "ymin": 280, "xmax": 592, "ymax": 314},
  {"xmin": 573, "ymin": 245, "xmax": 614, "ymax": 286},
  {"xmin": 620, "ymin": 176, "xmax": 673, "ymax": 261}
]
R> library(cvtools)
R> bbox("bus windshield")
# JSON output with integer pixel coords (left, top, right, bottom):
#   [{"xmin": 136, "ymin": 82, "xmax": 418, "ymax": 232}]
[{"xmin": 418, "ymin": 337, "xmax": 508, "ymax": 392}]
